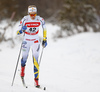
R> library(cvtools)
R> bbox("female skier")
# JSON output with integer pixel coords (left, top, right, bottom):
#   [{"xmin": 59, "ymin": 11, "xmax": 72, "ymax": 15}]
[{"xmin": 17, "ymin": 5, "xmax": 47, "ymax": 87}]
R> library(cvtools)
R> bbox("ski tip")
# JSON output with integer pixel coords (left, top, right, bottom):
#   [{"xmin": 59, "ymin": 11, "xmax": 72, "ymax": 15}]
[{"xmin": 44, "ymin": 87, "xmax": 46, "ymax": 90}]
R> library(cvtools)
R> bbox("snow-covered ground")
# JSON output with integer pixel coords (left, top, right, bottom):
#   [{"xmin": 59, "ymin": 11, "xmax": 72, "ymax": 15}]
[{"xmin": 0, "ymin": 22, "xmax": 100, "ymax": 92}]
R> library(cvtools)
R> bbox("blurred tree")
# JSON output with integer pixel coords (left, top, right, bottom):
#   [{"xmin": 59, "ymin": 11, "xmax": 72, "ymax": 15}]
[
  {"xmin": 0, "ymin": 0, "xmax": 63, "ymax": 20},
  {"xmin": 0, "ymin": 0, "xmax": 18, "ymax": 20},
  {"xmin": 59, "ymin": 0, "xmax": 100, "ymax": 36}
]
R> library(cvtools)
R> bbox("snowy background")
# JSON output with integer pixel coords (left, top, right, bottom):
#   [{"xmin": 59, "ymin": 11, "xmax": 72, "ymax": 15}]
[{"xmin": 0, "ymin": 22, "xmax": 100, "ymax": 92}]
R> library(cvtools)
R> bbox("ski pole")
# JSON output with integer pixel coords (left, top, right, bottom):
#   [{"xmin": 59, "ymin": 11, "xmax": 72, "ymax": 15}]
[
  {"xmin": 11, "ymin": 40, "xmax": 23, "ymax": 86},
  {"xmin": 39, "ymin": 47, "xmax": 44, "ymax": 66},
  {"xmin": 11, "ymin": 20, "xmax": 26, "ymax": 86}
]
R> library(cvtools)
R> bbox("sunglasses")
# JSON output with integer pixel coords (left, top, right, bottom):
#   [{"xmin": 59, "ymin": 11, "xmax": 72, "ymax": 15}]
[{"xmin": 29, "ymin": 13, "xmax": 37, "ymax": 17}]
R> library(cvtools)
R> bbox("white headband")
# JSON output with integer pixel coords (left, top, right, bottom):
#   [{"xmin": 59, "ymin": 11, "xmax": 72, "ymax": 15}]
[{"xmin": 28, "ymin": 7, "xmax": 37, "ymax": 13}]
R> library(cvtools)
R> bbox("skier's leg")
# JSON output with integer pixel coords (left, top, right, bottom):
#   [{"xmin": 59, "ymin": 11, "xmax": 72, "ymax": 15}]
[
  {"xmin": 33, "ymin": 57, "xmax": 39, "ymax": 86},
  {"xmin": 21, "ymin": 41, "xmax": 30, "ymax": 77},
  {"xmin": 21, "ymin": 66, "xmax": 25, "ymax": 77},
  {"xmin": 32, "ymin": 40, "xmax": 40, "ymax": 86}
]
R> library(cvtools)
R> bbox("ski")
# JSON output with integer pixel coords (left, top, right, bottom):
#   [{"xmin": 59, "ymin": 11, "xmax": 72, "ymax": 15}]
[
  {"xmin": 20, "ymin": 76, "xmax": 46, "ymax": 90},
  {"xmin": 35, "ymin": 86, "xmax": 46, "ymax": 90},
  {"xmin": 27, "ymin": 84, "xmax": 46, "ymax": 90},
  {"xmin": 21, "ymin": 76, "xmax": 28, "ymax": 88}
]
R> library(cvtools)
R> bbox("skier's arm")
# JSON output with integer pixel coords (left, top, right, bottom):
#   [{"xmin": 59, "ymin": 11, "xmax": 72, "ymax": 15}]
[
  {"xmin": 40, "ymin": 18, "xmax": 47, "ymax": 47},
  {"xmin": 40, "ymin": 18, "xmax": 47, "ymax": 40},
  {"xmin": 43, "ymin": 25, "xmax": 47, "ymax": 41},
  {"xmin": 17, "ymin": 17, "xmax": 26, "ymax": 35}
]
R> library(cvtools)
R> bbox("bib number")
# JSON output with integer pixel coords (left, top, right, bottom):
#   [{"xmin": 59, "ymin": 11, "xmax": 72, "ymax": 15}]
[{"xmin": 29, "ymin": 28, "xmax": 36, "ymax": 32}]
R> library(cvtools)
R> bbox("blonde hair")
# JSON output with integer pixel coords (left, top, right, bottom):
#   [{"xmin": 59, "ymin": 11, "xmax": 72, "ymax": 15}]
[{"xmin": 28, "ymin": 5, "xmax": 36, "ymax": 8}]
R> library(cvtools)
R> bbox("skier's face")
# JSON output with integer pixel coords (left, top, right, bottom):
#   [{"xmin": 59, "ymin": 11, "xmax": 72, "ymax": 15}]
[{"xmin": 29, "ymin": 12, "xmax": 37, "ymax": 20}]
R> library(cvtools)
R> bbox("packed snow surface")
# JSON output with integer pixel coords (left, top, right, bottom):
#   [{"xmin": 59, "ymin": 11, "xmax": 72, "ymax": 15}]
[{"xmin": 0, "ymin": 23, "xmax": 100, "ymax": 92}]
